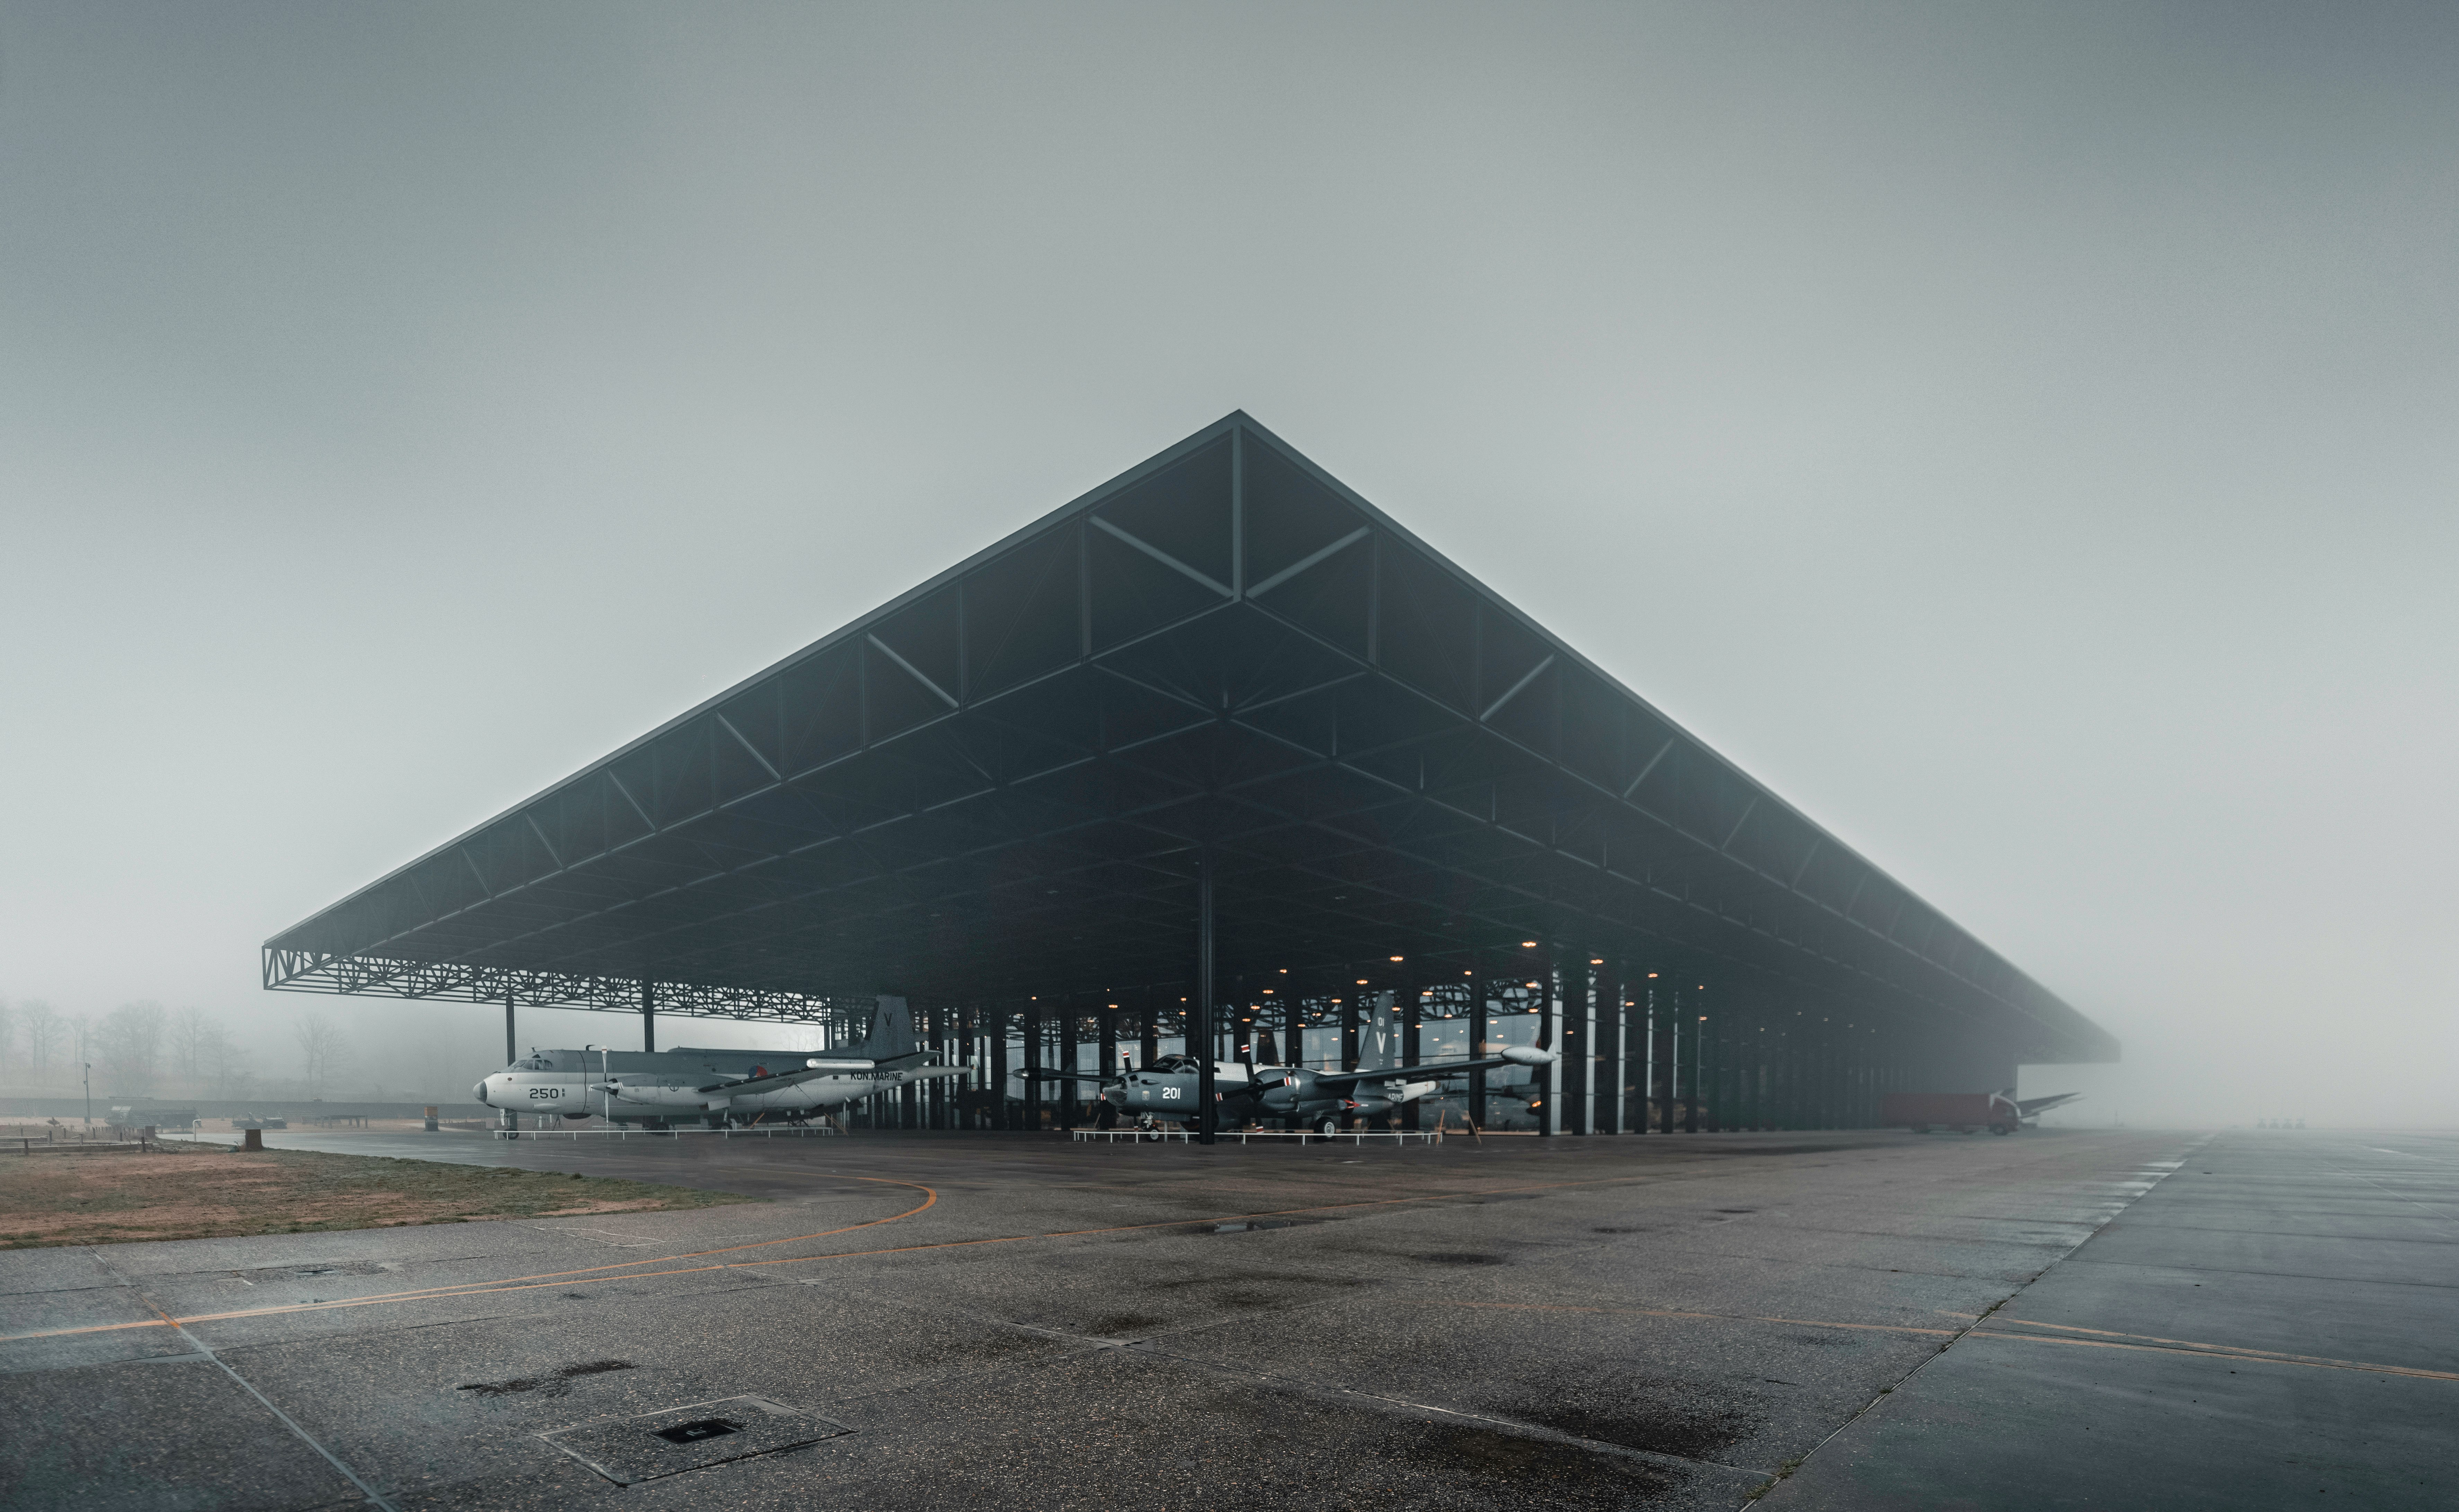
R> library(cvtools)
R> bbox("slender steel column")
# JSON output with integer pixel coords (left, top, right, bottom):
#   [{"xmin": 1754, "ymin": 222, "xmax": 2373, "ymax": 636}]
[
  {"xmin": 1575, "ymin": 958, "xmax": 1596, "ymax": 1136},
  {"xmin": 1656, "ymin": 982, "xmax": 1677, "ymax": 1134},
  {"xmin": 502, "ymin": 989, "xmax": 518, "ymax": 1130},
  {"xmin": 1638, "ymin": 977, "xmax": 1653, "ymax": 1133},
  {"xmin": 989, "ymin": 1007, "xmax": 1010, "ymax": 1130},
  {"xmin": 1056, "ymin": 1007, "xmax": 1077, "ymax": 1132},
  {"xmin": 1596, "ymin": 961, "xmax": 1621, "ymax": 1134},
  {"xmin": 639, "ymin": 980, "xmax": 656, "ymax": 1053},
  {"xmin": 1195, "ymin": 851, "xmax": 1217, "ymax": 1145},
  {"xmin": 1024, "ymin": 1004, "xmax": 1042, "ymax": 1131},
  {"xmin": 1537, "ymin": 953, "xmax": 1558, "ymax": 1137},
  {"xmin": 1468, "ymin": 954, "xmax": 1489, "ymax": 1129},
  {"xmin": 1401, "ymin": 985, "xmax": 1422, "ymax": 1131}
]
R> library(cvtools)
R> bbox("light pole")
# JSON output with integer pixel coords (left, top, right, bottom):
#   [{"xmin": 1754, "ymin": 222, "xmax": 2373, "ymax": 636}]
[{"xmin": 83, "ymin": 1061, "xmax": 92, "ymax": 1132}]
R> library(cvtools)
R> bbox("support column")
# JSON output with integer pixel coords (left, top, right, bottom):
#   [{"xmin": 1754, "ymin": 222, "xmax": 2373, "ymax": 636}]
[
  {"xmin": 1023, "ymin": 1003, "xmax": 1042, "ymax": 1131},
  {"xmin": 1140, "ymin": 998, "xmax": 1159, "ymax": 1070},
  {"xmin": 1195, "ymin": 851, "xmax": 1217, "ymax": 1145},
  {"xmin": 989, "ymin": 1007, "xmax": 1010, "ymax": 1131},
  {"xmin": 1598, "ymin": 962, "xmax": 1625, "ymax": 1134},
  {"xmin": 1057, "ymin": 1008, "xmax": 1077, "ymax": 1132},
  {"xmin": 640, "ymin": 980, "xmax": 656, "ymax": 1053},
  {"xmin": 1653, "ymin": 979, "xmax": 1675, "ymax": 1133},
  {"xmin": 1468, "ymin": 955, "xmax": 1489, "ymax": 1130},
  {"xmin": 1583, "ymin": 959, "xmax": 1603, "ymax": 1136},
  {"xmin": 501, "ymin": 989, "xmax": 518, "ymax": 1131},
  {"xmin": 1538, "ymin": 952, "xmax": 1559, "ymax": 1137},
  {"xmin": 1401, "ymin": 985, "xmax": 1422, "ymax": 1130}
]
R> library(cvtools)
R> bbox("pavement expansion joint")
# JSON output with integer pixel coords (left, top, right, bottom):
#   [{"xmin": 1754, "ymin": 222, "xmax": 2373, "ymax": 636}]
[{"xmin": 1741, "ymin": 1134, "xmax": 2214, "ymax": 1505}]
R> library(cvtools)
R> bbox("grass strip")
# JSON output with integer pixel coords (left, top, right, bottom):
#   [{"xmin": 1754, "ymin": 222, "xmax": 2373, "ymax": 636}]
[{"xmin": 0, "ymin": 1142, "xmax": 751, "ymax": 1248}]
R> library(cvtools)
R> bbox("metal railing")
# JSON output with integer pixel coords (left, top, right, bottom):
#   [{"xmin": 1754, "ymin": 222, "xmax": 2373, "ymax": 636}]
[
  {"xmin": 1070, "ymin": 1127, "xmax": 1443, "ymax": 1145},
  {"xmin": 490, "ymin": 1124, "xmax": 842, "ymax": 1141}
]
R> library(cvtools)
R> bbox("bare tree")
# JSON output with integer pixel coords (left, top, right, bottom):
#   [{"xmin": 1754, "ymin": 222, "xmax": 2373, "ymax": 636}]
[
  {"xmin": 293, "ymin": 1014, "xmax": 349, "ymax": 1097},
  {"xmin": 0, "ymin": 998, "xmax": 13, "ymax": 1085},
  {"xmin": 100, "ymin": 1001, "xmax": 167, "ymax": 1093},
  {"xmin": 20, "ymin": 1001, "xmax": 64, "ymax": 1082},
  {"xmin": 200, "ymin": 1022, "xmax": 237, "ymax": 1098},
  {"xmin": 171, "ymin": 1007, "xmax": 209, "ymax": 1088}
]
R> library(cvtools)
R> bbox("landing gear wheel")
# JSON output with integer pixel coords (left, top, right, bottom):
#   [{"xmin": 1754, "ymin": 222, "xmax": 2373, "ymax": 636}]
[{"xmin": 1319, "ymin": 1119, "xmax": 1341, "ymax": 1136}]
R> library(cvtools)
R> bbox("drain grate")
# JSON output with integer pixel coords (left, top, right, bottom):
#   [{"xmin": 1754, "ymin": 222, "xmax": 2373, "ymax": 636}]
[{"xmin": 541, "ymin": 1396, "xmax": 851, "ymax": 1485}]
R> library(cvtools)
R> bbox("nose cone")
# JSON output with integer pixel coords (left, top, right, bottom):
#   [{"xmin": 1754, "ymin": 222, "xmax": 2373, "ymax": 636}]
[{"xmin": 472, "ymin": 1079, "xmax": 490, "ymax": 1105}]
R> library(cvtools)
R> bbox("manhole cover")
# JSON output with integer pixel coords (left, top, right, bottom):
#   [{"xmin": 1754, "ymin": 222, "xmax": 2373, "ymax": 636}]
[{"xmin": 540, "ymin": 1396, "xmax": 851, "ymax": 1484}]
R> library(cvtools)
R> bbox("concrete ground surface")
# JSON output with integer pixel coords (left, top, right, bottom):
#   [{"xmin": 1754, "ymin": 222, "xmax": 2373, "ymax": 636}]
[
  {"xmin": 1759, "ymin": 1128, "xmax": 2457, "ymax": 1511},
  {"xmin": 0, "ymin": 1126, "xmax": 2441, "ymax": 1510}
]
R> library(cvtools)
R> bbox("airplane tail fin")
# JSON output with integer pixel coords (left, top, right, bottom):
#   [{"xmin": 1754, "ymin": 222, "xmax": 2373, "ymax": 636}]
[{"xmin": 855, "ymin": 995, "xmax": 920, "ymax": 1062}]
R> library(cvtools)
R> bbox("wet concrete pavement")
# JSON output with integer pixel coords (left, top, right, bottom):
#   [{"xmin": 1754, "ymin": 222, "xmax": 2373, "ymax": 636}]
[
  {"xmin": 5, "ymin": 1126, "xmax": 2421, "ymax": 1510},
  {"xmin": 1758, "ymin": 1129, "xmax": 2457, "ymax": 1511}
]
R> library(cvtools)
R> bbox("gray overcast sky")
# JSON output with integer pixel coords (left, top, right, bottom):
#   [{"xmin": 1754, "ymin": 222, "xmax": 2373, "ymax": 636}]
[{"xmin": 3, "ymin": 2, "xmax": 2452, "ymax": 1122}]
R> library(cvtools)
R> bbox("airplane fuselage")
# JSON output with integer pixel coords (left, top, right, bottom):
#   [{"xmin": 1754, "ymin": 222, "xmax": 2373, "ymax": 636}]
[{"xmin": 476, "ymin": 1046, "xmax": 960, "ymax": 1126}]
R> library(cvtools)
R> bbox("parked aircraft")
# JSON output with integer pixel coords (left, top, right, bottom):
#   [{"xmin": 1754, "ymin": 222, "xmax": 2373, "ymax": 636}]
[
  {"xmin": 1026, "ymin": 1044, "xmax": 1559, "ymax": 1133},
  {"xmin": 474, "ymin": 996, "xmax": 961, "ymax": 1130}
]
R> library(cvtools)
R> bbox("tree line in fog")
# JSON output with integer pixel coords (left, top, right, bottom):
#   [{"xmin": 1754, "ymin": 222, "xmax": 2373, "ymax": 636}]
[{"xmin": 0, "ymin": 997, "xmax": 383, "ymax": 1102}]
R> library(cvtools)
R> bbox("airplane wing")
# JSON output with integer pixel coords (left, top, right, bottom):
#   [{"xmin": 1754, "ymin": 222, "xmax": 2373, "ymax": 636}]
[
  {"xmin": 694, "ymin": 1063, "xmax": 849, "ymax": 1095},
  {"xmin": 1308, "ymin": 1048, "xmax": 1557, "ymax": 1091},
  {"xmin": 2015, "ymin": 1092, "xmax": 2083, "ymax": 1117},
  {"xmin": 695, "ymin": 1060, "xmax": 974, "ymax": 1095},
  {"xmin": 1014, "ymin": 1065, "xmax": 1119, "ymax": 1083}
]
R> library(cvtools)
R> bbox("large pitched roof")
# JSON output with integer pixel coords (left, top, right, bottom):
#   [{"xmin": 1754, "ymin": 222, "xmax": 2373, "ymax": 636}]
[{"xmin": 265, "ymin": 412, "xmax": 2113, "ymax": 1063}]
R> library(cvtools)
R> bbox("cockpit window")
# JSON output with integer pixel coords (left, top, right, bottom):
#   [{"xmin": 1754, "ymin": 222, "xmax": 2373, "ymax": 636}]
[{"xmin": 512, "ymin": 1055, "xmax": 552, "ymax": 1071}]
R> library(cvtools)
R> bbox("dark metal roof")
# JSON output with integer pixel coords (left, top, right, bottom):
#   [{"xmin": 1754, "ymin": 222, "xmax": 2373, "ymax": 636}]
[{"xmin": 264, "ymin": 412, "xmax": 2115, "ymax": 1064}]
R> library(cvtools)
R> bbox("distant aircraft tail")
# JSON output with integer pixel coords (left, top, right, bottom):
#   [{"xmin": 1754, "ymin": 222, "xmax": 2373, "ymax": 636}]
[{"xmin": 851, "ymin": 995, "xmax": 921, "ymax": 1064}]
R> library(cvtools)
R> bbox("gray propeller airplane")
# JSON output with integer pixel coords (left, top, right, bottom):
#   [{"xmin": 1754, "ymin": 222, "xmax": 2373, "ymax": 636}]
[
  {"xmin": 475, "ymin": 996, "xmax": 962, "ymax": 1130},
  {"xmin": 1026, "ymin": 1043, "xmax": 1559, "ymax": 1133}
]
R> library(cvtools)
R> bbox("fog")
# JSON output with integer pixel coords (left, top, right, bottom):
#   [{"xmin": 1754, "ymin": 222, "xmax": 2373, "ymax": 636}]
[{"xmin": 2, "ymin": 3, "xmax": 2451, "ymax": 1124}]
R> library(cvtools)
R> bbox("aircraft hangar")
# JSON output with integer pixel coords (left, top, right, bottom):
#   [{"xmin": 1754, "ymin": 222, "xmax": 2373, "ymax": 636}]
[{"xmin": 263, "ymin": 412, "xmax": 2116, "ymax": 1140}]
